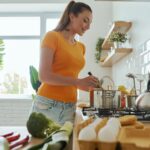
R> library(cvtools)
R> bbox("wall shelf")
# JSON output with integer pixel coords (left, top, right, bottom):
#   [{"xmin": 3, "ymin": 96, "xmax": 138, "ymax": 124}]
[
  {"xmin": 100, "ymin": 48, "xmax": 133, "ymax": 67},
  {"xmin": 102, "ymin": 21, "xmax": 132, "ymax": 50}
]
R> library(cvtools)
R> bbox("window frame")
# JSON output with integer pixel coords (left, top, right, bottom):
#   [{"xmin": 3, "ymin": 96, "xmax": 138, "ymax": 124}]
[{"xmin": 0, "ymin": 11, "xmax": 61, "ymax": 99}]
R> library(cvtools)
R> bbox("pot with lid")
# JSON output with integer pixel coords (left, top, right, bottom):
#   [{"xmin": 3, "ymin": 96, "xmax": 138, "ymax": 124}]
[
  {"xmin": 135, "ymin": 73, "xmax": 150, "ymax": 110},
  {"xmin": 90, "ymin": 88, "xmax": 117, "ymax": 109},
  {"xmin": 89, "ymin": 74, "xmax": 117, "ymax": 109}
]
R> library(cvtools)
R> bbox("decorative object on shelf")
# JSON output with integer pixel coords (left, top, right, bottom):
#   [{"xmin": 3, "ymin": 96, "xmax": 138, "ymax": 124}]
[
  {"xmin": 0, "ymin": 39, "xmax": 5, "ymax": 70},
  {"xmin": 109, "ymin": 31, "xmax": 127, "ymax": 49},
  {"xmin": 95, "ymin": 37, "xmax": 104, "ymax": 63}
]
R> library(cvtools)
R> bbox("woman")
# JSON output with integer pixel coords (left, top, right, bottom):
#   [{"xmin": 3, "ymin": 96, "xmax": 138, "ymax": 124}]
[{"xmin": 31, "ymin": 1, "xmax": 99, "ymax": 125}]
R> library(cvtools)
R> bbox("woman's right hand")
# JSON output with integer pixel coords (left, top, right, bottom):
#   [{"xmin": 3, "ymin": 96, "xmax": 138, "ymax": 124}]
[{"xmin": 76, "ymin": 75, "xmax": 99, "ymax": 90}]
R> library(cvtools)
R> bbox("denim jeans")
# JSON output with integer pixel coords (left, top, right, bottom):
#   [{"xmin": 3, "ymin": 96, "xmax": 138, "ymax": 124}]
[{"xmin": 30, "ymin": 95, "xmax": 76, "ymax": 125}]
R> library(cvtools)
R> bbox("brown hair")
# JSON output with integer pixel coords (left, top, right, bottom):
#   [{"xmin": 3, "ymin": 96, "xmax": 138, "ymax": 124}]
[{"xmin": 54, "ymin": 1, "xmax": 92, "ymax": 31}]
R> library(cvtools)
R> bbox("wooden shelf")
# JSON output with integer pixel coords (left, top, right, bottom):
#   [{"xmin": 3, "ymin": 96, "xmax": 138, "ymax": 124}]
[
  {"xmin": 102, "ymin": 21, "xmax": 132, "ymax": 50},
  {"xmin": 100, "ymin": 48, "xmax": 133, "ymax": 67}
]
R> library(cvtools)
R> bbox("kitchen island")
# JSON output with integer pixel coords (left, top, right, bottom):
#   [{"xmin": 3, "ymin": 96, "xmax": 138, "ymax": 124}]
[{"xmin": 0, "ymin": 108, "xmax": 150, "ymax": 150}]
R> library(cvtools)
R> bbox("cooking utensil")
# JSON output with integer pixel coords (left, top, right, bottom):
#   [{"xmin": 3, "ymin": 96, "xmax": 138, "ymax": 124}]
[
  {"xmin": 88, "ymin": 72, "xmax": 103, "ymax": 88},
  {"xmin": 126, "ymin": 73, "xmax": 137, "ymax": 95},
  {"xmin": 88, "ymin": 72, "xmax": 116, "ymax": 108},
  {"xmin": 88, "ymin": 72, "xmax": 102, "ymax": 107},
  {"xmin": 135, "ymin": 73, "xmax": 150, "ymax": 110}
]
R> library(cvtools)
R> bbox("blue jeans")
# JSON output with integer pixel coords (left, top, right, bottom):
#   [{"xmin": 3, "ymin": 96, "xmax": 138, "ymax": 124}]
[{"xmin": 30, "ymin": 95, "xmax": 76, "ymax": 125}]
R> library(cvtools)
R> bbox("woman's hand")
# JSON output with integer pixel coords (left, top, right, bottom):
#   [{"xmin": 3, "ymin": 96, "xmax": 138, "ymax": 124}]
[{"xmin": 76, "ymin": 75, "xmax": 100, "ymax": 91}]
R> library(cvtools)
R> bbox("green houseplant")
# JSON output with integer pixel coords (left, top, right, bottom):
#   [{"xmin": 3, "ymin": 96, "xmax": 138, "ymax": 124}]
[
  {"xmin": 29, "ymin": 65, "xmax": 41, "ymax": 93},
  {"xmin": 0, "ymin": 39, "xmax": 5, "ymax": 70},
  {"xmin": 95, "ymin": 38, "xmax": 104, "ymax": 63},
  {"xmin": 109, "ymin": 31, "xmax": 127, "ymax": 48}
]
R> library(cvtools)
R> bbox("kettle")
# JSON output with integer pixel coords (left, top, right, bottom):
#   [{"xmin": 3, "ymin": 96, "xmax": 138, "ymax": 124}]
[{"xmin": 135, "ymin": 73, "xmax": 150, "ymax": 110}]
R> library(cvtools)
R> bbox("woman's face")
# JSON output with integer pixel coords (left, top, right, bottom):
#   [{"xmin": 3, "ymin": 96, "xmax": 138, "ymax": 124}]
[{"xmin": 69, "ymin": 10, "xmax": 93, "ymax": 36}]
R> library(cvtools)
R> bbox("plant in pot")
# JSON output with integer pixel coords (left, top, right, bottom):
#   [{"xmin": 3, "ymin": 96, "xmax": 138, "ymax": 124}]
[
  {"xmin": 109, "ymin": 31, "xmax": 127, "ymax": 48},
  {"xmin": 95, "ymin": 37, "xmax": 104, "ymax": 63},
  {"xmin": 29, "ymin": 65, "xmax": 41, "ymax": 93},
  {"xmin": 0, "ymin": 39, "xmax": 5, "ymax": 70}
]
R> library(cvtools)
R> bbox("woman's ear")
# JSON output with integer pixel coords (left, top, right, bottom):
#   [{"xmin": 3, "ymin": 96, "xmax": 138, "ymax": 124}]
[{"xmin": 69, "ymin": 13, "xmax": 75, "ymax": 22}]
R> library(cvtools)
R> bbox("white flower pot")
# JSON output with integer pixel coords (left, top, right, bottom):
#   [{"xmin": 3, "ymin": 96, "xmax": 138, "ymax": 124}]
[{"xmin": 113, "ymin": 42, "xmax": 123, "ymax": 49}]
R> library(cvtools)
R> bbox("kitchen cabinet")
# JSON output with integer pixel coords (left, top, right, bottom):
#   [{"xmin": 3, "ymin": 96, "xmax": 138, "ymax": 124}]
[{"xmin": 100, "ymin": 21, "xmax": 132, "ymax": 67}]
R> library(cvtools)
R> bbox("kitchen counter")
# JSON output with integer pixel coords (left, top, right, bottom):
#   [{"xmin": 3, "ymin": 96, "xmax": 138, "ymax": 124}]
[
  {"xmin": 0, "ymin": 109, "xmax": 150, "ymax": 150},
  {"xmin": 0, "ymin": 126, "xmax": 42, "ymax": 150},
  {"xmin": 0, "ymin": 109, "xmax": 83, "ymax": 150}
]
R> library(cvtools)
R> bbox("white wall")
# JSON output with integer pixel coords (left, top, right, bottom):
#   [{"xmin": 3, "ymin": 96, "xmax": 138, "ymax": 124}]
[
  {"xmin": 112, "ymin": 2, "xmax": 150, "ymax": 93},
  {"xmin": 78, "ymin": 0, "xmax": 112, "ymax": 101}
]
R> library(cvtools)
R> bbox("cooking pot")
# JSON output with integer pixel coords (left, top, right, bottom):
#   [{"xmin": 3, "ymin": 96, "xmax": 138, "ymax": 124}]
[
  {"xmin": 90, "ymin": 88, "xmax": 116, "ymax": 109},
  {"xmin": 135, "ymin": 75, "xmax": 150, "ymax": 110}
]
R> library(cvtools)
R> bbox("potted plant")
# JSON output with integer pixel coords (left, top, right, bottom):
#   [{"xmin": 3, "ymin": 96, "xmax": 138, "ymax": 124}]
[
  {"xmin": 0, "ymin": 39, "xmax": 5, "ymax": 70},
  {"xmin": 29, "ymin": 65, "xmax": 41, "ymax": 93},
  {"xmin": 95, "ymin": 38, "xmax": 104, "ymax": 63},
  {"xmin": 109, "ymin": 31, "xmax": 127, "ymax": 48}
]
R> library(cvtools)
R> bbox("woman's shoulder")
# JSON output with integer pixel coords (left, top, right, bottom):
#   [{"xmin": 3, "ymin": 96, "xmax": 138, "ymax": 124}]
[
  {"xmin": 77, "ymin": 41, "xmax": 86, "ymax": 54},
  {"xmin": 45, "ymin": 30, "xmax": 59, "ymax": 37},
  {"xmin": 77, "ymin": 41, "xmax": 85, "ymax": 49}
]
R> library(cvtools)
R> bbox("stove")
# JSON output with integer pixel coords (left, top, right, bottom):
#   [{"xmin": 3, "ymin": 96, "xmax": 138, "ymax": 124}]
[{"xmin": 82, "ymin": 107, "xmax": 150, "ymax": 122}]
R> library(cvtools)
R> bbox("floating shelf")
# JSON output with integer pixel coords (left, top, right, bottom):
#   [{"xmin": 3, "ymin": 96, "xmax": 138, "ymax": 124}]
[
  {"xmin": 100, "ymin": 48, "xmax": 133, "ymax": 67},
  {"xmin": 102, "ymin": 21, "xmax": 132, "ymax": 50}
]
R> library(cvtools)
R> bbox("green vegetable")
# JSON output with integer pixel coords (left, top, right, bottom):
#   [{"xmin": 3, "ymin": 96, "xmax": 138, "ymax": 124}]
[
  {"xmin": 59, "ymin": 121, "xmax": 73, "ymax": 136},
  {"xmin": 27, "ymin": 133, "xmax": 53, "ymax": 150},
  {"xmin": 28, "ymin": 121, "xmax": 73, "ymax": 150},
  {"xmin": 26, "ymin": 112, "xmax": 61, "ymax": 138},
  {"xmin": 42, "ymin": 121, "xmax": 73, "ymax": 150},
  {"xmin": 42, "ymin": 141, "xmax": 65, "ymax": 150}
]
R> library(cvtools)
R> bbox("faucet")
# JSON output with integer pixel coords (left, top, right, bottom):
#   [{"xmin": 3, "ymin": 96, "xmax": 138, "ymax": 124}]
[{"xmin": 126, "ymin": 73, "xmax": 137, "ymax": 95}]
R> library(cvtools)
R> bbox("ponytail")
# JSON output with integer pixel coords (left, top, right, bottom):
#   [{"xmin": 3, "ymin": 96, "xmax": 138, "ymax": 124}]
[{"xmin": 54, "ymin": 1, "xmax": 92, "ymax": 31}]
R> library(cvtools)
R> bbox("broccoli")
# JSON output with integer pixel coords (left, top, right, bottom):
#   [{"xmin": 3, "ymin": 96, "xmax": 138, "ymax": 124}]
[
  {"xmin": 26, "ymin": 112, "xmax": 61, "ymax": 138},
  {"xmin": 28, "ymin": 121, "xmax": 73, "ymax": 150}
]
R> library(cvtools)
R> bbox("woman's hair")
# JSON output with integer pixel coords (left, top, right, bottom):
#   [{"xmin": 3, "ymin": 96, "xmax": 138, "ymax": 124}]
[{"xmin": 54, "ymin": 1, "xmax": 92, "ymax": 31}]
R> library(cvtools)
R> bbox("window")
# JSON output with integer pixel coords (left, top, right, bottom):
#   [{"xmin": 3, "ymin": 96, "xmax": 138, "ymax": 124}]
[{"xmin": 0, "ymin": 13, "xmax": 60, "ymax": 96}]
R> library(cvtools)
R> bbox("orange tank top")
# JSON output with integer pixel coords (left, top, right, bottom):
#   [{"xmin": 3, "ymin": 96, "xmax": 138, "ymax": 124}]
[{"xmin": 37, "ymin": 31, "xmax": 85, "ymax": 103}]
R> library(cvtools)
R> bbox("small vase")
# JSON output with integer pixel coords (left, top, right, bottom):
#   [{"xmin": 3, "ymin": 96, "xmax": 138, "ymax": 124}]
[{"xmin": 113, "ymin": 42, "xmax": 123, "ymax": 49}]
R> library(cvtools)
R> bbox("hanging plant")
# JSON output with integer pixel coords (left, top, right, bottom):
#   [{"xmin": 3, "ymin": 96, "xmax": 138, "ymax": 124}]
[
  {"xmin": 95, "ymin": 38, "xmax": 104, "ymax": 63},
  {"xmin": 0, "ymin": 39, "xmax": 5, "ymax": 70}
]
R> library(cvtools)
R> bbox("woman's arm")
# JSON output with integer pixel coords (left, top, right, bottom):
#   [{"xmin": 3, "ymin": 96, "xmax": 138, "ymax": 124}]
[{"xmin": 39, "ymin": 48, "xmax": 99, "ymax": 89}]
